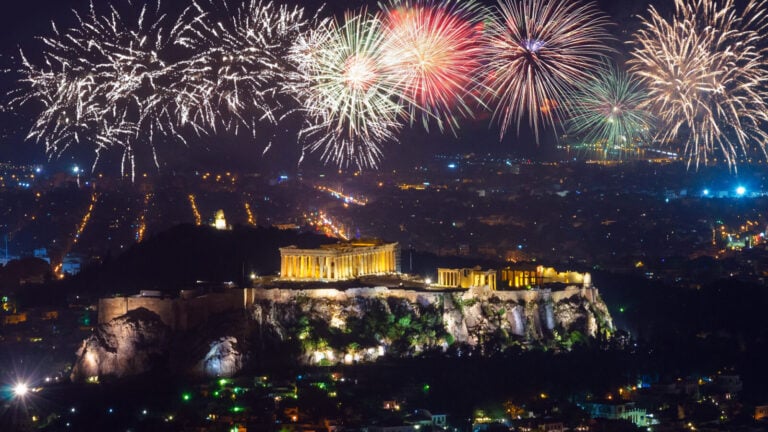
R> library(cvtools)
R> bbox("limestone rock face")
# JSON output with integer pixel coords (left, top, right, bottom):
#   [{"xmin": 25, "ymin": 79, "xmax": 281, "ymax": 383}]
[
  {"xmin": 71, "ymin": 308, "xmax": 170, "ymax": 380},
  {"xmin": 248, "ymin": 286, "xmax": 614, "ymax": 364},
  {"xmin": 72, "ymin": 286, "xmax": 614, "ymax": 379},
  {"xmin": 197, "ymin": 336, "xmax": 244, "ymax": 378}
]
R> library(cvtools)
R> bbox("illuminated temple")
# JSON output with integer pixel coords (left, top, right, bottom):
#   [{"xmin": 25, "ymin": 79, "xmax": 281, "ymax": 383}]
[
  {"xmin": 435, "ymin": 265, "xmax": 592, "ymax": 291},
  {"xmin": 279, "ymin": 240, "xmax": 400, "ymax": 281}
]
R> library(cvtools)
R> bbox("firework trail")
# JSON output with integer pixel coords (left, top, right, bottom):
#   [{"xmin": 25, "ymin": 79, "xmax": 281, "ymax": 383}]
[
  {"xmin": 480, "ymin": 0, "xmax": 613, "ymax": 142},
  {"xmin": 174, "ymin": 0, "xmax": 313, "ymax": 135},
  {"xmin": 292, "ymin": 11, "xmax": 404, "ymax": 169},
  {"xmin": 631, "ymin": 0, "xmax": 768, "ymax": 169},
  {"xmin": 567, "ymin": 63, "xmax": 652, "ymax": 152},
  {"xmin": 14, "ymin": 0, "xmax": 193, "ymax": 179},
  {"xmin": 379, "ymin": 0, "xmax": 486, "ymax": 132}
]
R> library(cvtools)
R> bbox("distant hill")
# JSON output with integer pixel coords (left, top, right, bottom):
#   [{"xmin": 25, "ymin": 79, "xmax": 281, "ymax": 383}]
[{"xmin": 65, "ymin": 224, "xmax": 337, "ymax": 295}]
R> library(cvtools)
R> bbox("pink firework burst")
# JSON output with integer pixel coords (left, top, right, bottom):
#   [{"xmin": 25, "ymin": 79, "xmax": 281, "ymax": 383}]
[{"xmin": 379, "ymin": 0, "xmax": 486, "ymax": 132}]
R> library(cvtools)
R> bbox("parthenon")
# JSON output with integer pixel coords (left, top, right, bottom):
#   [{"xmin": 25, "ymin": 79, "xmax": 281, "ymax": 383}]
[{"xmin": 279, "ymin": 240, "xmax": 400, "ymax": 281}]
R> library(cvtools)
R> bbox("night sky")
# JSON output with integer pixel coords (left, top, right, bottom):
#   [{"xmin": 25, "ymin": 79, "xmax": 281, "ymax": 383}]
[{"xmin": 0, "ymin": 0, "xmax": 669, "ymax": 173}]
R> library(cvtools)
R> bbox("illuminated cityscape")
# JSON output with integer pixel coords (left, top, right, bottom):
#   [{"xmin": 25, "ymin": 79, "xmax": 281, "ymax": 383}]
[{"xmin": 2, "ymin": 0, "xmax": 768, "ymax": 432}]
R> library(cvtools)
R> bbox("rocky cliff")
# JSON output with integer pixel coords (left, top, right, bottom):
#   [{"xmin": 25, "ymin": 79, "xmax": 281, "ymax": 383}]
[
  {"xmin": 72, "ymin": 286, "xmax": 613, "ymax": 380},
  {"xmin": 71, "ymin": 308, "xmax": 171, "ymax": 380},
  {"xmin": 247, "ymin": 285, "xmax": 613, "ymax": 364}
]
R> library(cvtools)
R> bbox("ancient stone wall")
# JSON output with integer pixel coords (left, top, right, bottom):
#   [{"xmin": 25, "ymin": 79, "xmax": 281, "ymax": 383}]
[{"xmin": 98, "ymin": 290, "xmax": 242, "ymax": 331}]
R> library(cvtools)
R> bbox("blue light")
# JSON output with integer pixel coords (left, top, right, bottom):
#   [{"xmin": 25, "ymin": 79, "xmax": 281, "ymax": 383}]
[
  {"xmin": 72, "ymin": 165, "xmax": 80, "ymax": 174},
  {"xmin": 736, "ymin": 186, "xmax": 746, "ymax": 196},
  {"xmin": 447, "ymin": 163, "xmax": 457, "ymax": 169},
  {"xmin": 703, "ymin": 189, "xmax": 710, "ymax": 196},
  {"xmin": 35, "ymin": 167, "xmax": 42, "ymax": 174}
]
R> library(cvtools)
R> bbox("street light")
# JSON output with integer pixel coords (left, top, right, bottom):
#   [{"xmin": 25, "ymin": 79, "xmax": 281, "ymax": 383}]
[{"xmin": 13, "ymin": 382, "xmax": 29, "ymax": 398}]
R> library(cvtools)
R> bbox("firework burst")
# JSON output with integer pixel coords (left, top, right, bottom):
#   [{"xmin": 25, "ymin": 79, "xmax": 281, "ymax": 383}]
[
  {"xmin": 14, "ymin": 0, "xmax": 190, "ymax": 179},
  {"xmin": 567, "ymin": 63, "xmax": 652, "ymax": 152},
  {"xmin": 174, "ymin": 0, "xmax": 312, "ymax": 135},
  {"xmin": 480, "ymin": 0, "xmax": 613, "ymax": 141},
  {"xmin": 292, "ymin": 11, "xmax": 403, "ymax": 169},
  {"xmin": 631, "ymin": 0, "xmax": 768, "ymax": 169},
  {"xmin": 379, "ymin": 0, "xmax": 486, "ymax": 132}
]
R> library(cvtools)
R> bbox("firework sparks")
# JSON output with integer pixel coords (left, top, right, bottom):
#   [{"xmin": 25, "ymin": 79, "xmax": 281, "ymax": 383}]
[
  {"xmin": 292, "ymin": 11, "xmax": 404, "ymax": 169},
  {"xmin": 480, "ymin": 0, "xmax": 613, "ymax": 141},
  {"xmin": 631, "ymin": 0, "xmax": 768, "ymax": 169},
  {"xmin": 174, "ymin": 0, "xmax": 312, "ymax": 135},
  {"xmin": 14, "ymin": 0, "xmax": 193, "ymax": 179},
  {"xmin": 379, "ymin": 0, "xmax": 486, "ymax": 132},
  {"xmin": 567, "ymin": 63, "xmax": 652, "ymax": 152}
]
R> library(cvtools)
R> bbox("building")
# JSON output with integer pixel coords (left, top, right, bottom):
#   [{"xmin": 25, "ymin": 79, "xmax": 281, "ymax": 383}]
[
  {"xmin": 500, "ymin": 267, "xmax": 543, "ymax": 289},
  {"xmin": 755, "ymin": 404, "xmax": 768, "ymax": 420},
  {"xmin": 517, "ymin": 420, "xmax": 565, "ymax": 432},
  {"xmin": 435, "ymin": 265, "xmax": 591, "ymax": 291},
  {"xmin": 212, "ymin": 210, "xmax": 229, "ymax": 230},
  {"xmin": 62, "ymin": 254, "xmax": 84, "ymax": 276},
  {"xmin": 435, "ymin": 267, "xmax": 497, "ymax": 290},
  {"xmin": 279, "ymin": 240, "xmax": 400, "ymax": 281},
  {"xmin": 581, "ymin": 401, "xmax": 656, "ymax": 428},
  {"xmin": 500, "ymin": 266, "xmax": 592, "ymax": 290}
]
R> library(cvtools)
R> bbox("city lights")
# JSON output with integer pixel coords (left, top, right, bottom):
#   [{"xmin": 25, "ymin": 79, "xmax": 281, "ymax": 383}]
[
  {"xmin": 188, "ymin": 194, "xmax": 202, "ymax": 226},
  {"xmin": 2, "ymin": 0, "xmax": 768, "ymax": 429}
]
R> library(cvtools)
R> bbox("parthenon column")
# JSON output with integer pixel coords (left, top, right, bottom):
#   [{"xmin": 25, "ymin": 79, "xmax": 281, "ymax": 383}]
[
  {"xmin": 371, "ymin": 252, "xmax": 377, "ymax": 273},
  {"xmin": 368, "ymin": 253, "xmax": 373, "ymax": 274},
  {"xmin": 347, "ymin": 255, "xmax": 352, "ymax": 278},
  {"xmin": 311, "ymin": 256, "xmax": 317, "ymax": 278}
]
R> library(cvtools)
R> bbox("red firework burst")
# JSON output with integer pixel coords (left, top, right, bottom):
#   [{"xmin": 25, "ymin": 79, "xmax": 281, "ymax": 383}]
[{"xmin": 379, "ymin": 0, "xmax": 486, "ymax": 132}]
